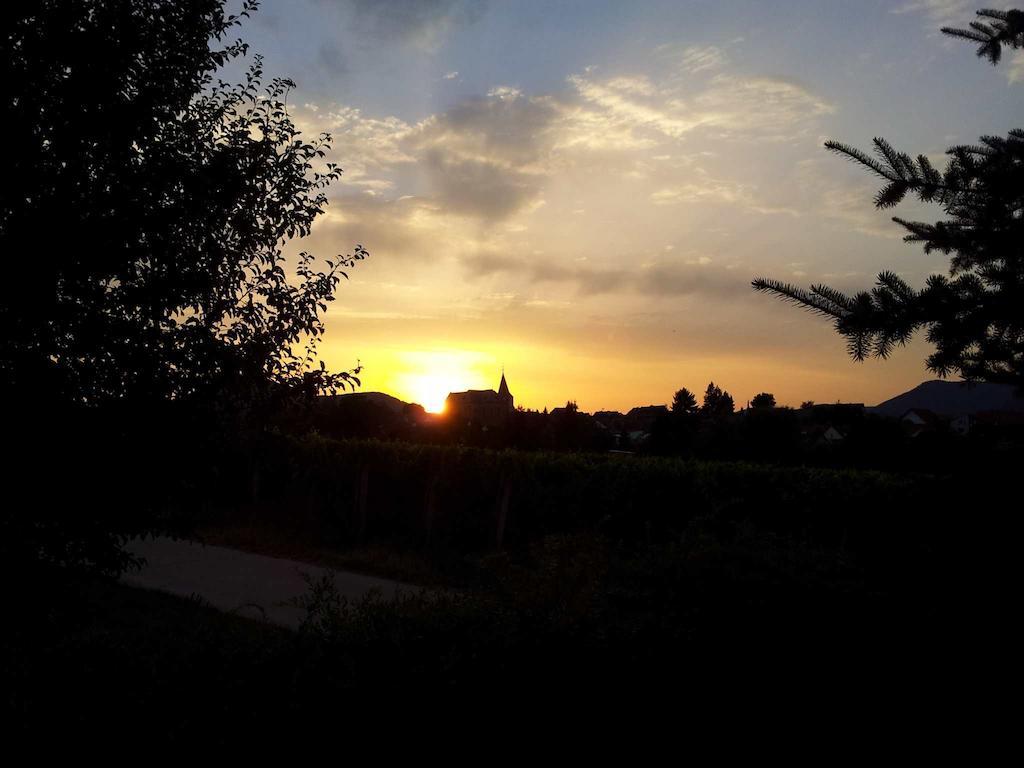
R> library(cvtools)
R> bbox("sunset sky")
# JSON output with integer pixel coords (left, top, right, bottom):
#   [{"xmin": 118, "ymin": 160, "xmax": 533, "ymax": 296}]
[{"xmin": 245, "ymin": 0, "xmax": 1021, "ymax": 412}]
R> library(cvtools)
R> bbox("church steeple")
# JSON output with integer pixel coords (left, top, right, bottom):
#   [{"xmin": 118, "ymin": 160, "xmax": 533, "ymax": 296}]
[{"xmin": 498, "ymin": 369, "xmax": 512, "ymax": 408}]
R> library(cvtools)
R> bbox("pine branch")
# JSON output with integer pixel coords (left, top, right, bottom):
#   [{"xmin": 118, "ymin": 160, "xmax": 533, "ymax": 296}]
[
  {"xmin": 810, "ymin": 284, "xmax": 857, "ymax": 313},
  {"xmin": 942, "ymin": 8, "xmax": 1024, "ymax": 64},
  {"xmin": 751, "ymin": 278, "xmax": 848, "ymax": 318},
  {"xmin": 941, "ymin": 27, "xmax": 991, "ymax": 44},
  {"xmin": 824, "ymin": 140, "xmax": 895, "ymax": 181},
  {"xmin": 846, "ymin": 331, "xmax": 871, "ymax": 362},
  {"xmin": 876, "ymin": 270, "xmax": 916, "ymax": 303},
  {"xmin": 873, "ymin": 137, "xmax": 905, "ymax": 177},
  {"xmin": 875, "ymin": 180, "xmax": 909, "ymax": 208}
]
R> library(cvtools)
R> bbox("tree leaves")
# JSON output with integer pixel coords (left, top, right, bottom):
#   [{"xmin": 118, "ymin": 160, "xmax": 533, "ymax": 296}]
[{"xmin": 0, "ymin": 0, "xmax": 368, "ymax": 412}]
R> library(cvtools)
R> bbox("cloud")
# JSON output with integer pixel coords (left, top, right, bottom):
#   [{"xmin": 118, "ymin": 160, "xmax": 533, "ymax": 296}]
[
  {"xmin": 793, "ymin": 158, "xmax": 904, "ymax": 239},
  {"xmin": 603, "ymin": 75, "xmax": 657, "ymax": 96},
  {"xmin": 1008, "ymin": 50, "xmax": 1024, "ymax": 84},
  {"xmin": 316, "ymin": 42, "xmax": 349, "ymax": 75},
  {"xmin": 649, "ymin": 175, "xmax": 801, "ymax": 216},
  {"xmin": 818, "ymin": 186, "xmax": 901, "ymax": 239},
  {"xmin": 565, "ymin": 69, "xmax": 835, "ymax": 145},
  {"xmin": 487, "ymin": 85, "xmax": 522, "ymax": 100},
  {"xmin": 679, "ymin": 45, "xmax": 727, "ymax": 74},
  {"xmin": 403, "ymin": 90, "xmax": 559, "ymax": 220},
  {"xmin": 301, "ymin": 191, "xmax": 515, "ymax": 285},
  {"xmin": 290, "ymin": 36, "xmax": 841, "ymax": 308},
  {"xmin": 304, "ymin": 195, "xmax": 432, "ymax": 258},
  {"xmin": 462, "ymin": 254, "xmax": 745, "ymax": 299},
  {"xmin": 296, "ymin": 37, "xmax": 837, "ymax": 228},
  {"xmin": 296, "ymin": 87, "xmax": 562, "ymax": 223},
  {"xmin": 892, "ymin": 1, "xmax": 974, "ymax": 26},
  {"xmin": 565, "ymin": 74, "xmax": 701, "ymax": 141},
  {"xmin": 692, "ymin": 75, "xmax": 836, "ymax": 139},
  {"xmin": 417, "ymin": 149, "xmax": 544, "ymax": 219},
  {"xmin": 632, "ymin": 262, "xmax": 745, "ymax": 298},
  {"xmin": 650, "ymin": 179, "xmax": 752, "ymax": 206},
  {"xmin": 341, "ymin": 0, "xmax": 487, "ymax": 51},
  {"xmin": 291, "ymin": 103, "xmax": 414, "ymax": 191}
]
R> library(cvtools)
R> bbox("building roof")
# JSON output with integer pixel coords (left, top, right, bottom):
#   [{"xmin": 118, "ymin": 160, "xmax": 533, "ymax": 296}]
[
  {"xmin": 901, "ymin": 408, "xmax": 942, "ymax": 426},
  {"xmin": 448, "ymin": 372, "xmax": 513, "ymax": 406},
  {"xmin": 447, "ymin": 389, "xmax": 501, "ymax": 403}
]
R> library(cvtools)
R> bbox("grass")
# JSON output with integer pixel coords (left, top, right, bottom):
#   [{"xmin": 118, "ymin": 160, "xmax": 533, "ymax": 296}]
[
  {"xmin": 6, "ymin": 573, "xmax": 292, "ymax": 744},
  {"xmin": 7, "ymin": 435, "xmax": 989, "ymax": 737},
  {"xmin": 6, "ymin": 505, "xmax": 967, "ymax": 743}
]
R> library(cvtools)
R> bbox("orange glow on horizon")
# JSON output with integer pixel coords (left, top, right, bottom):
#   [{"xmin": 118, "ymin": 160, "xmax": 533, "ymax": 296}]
[
  {"xmin": 404, "ymin": 373, "xmax": 452, "ymax": 413},
  {"xmin": 370, "ymin": 348, "xmax": 498, "ymax": 413},
  {"xmin": 324, "ymin": 334, "xmax": 933, "ymax": 415}
]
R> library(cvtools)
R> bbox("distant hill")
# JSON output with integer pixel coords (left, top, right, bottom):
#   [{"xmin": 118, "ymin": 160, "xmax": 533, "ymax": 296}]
[
  {"xmin": 320, "ymin": 391, "xmax": 414, "ymax": 415},
  {"xmin": 870, "ymin": 380, "xmax": 1024, "ymax": 418},
  {"xmin": 301, "ymin": 391, "xmax": 432, "ymax": 440}
]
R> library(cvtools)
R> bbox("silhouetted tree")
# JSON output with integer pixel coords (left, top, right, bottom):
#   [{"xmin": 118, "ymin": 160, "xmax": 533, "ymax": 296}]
[
  {"xmin": 671, "ymin": 387, "xmax": 699, "ymax": 414},
  {"xmin": 751, "ymin": 392, "xmax": 776, "ymax": 409},
  {"xmin": 652, "ymin": 387, "xmax": 700, "ymax": 455},
  {"xmin": 0, "ymin": 0, "xmax": 365, "ymax": 576},
  {"xmin": 702, "ymin": 382, "xmax": 735, "ymax": 417},
  {"xmin": 0, "ymin": 0, "xmax": 365, "ymax": 412},
  {"xmin": 753, "ymin": 8, "xmax": 1024, "ymax": 387},
  {"xmin": 801, "ymin": 401, "xmax": 815, "ymax": 410}
]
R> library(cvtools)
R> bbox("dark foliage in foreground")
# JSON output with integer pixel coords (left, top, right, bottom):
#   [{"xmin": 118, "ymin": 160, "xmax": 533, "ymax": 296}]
[
  {"xmin": 216, "ymin": 434, "xmax": 930, "ymax": 561},
  {"xmin": 1, "ymin": 1, "xmax": 363, "ymax": 575},
  {"xmin": 9, "ymin": 431, "xmax": 1007, "ymax": 733},
  {"xmin": 5, "ymin": 521, "xmax": 963, "ymax": 739},
  {"xmin": 1, "ymin": 0, "xmax": 363, "ymax": 407}
]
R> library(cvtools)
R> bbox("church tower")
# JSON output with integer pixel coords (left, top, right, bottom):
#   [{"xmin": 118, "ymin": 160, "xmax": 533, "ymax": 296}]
[{"xmin": 498, "ymin": 370, "xmax": 513, "ymax": 411}]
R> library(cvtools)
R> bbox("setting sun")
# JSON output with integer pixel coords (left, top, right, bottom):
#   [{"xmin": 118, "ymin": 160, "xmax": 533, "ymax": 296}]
[
  {"xmin": 379, "ymin": 349, "xmax": 497, "ymax": 413},
  {"xmin": 404, "ymin": 373, "xmax": 453, "ymax": 413}
]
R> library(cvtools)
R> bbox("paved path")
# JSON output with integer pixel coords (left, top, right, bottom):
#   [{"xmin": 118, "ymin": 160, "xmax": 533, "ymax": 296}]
[{"xmin": 121, "ymin": 537, "xmax": 413, "ymax": 629}]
